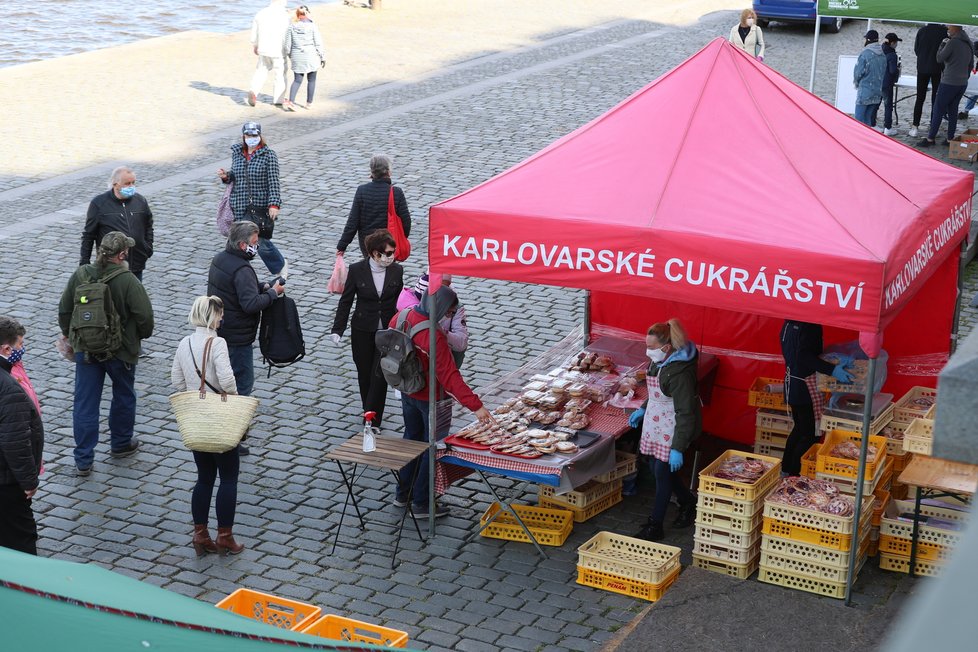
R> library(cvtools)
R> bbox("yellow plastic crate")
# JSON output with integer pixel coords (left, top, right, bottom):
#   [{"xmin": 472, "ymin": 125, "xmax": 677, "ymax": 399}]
[
  {"xmin": 902, "ymin": 418, "xmax": 934, "ymax": 455},
  {"xmin": 694, "ymin": 522, "xmax": 762, "ymax": 549},
  {"xmin": 892, "ymin": 387, "xmax": 938, "ymax": 424},
  {"xmin": 696, "ymin": 492, "xmax": 764, "ymax": 518},
  {"xmin": 816, "ymin": 359, "xmax": 872, "ymax": 394},
  {"xmin": 698, "ymin": 450, "xmax": 782, "ymax": 502},
  {"xmin": 758, "ymin": 556, "xmax": 866, "ymax": 599},
  {"xmin": 692, "ymin": 538, "xmax": 759, "ymax": 564},
  {"xmin": 577, "ymin": 532, "xmax": 681, "ymax": 584},
  {"xmin": 215, "ymin": 589, "xmax": 321, "ymax": 631},
  {"xmin": 760, "ymin": 536, "xmax": 869, "ymax": 583},
  {"xmin": 762, "ymin": 517, "xmax": 853, "ymax": 551},
  {"xmin": 756, "ymin": 408, "xmax": 793, "ymax": 433},
  {"xmin": 763, "ymin": 495, "xmax": 874, "ymax": 535},
  {"xmin": 819, "ymin": 402, "xmax": 894, "ymax": 436},
  {"xmin": 539, "ymin": 488, "xmax": 622, "ymax": 523},
  {"xmin": 692, "ymin": 552, "xmax": 759, "ymax": 579},
  {"xmin": 817, "ymin": 430, "xmax": 887, "ymax": 479},
  {"xmin": 576, "ymin": 565, "xmax": 679, "ymax": 602},
  {"xmin": 878, "ymin": 552, "xmax": 945, "ymax": 577},
  {"xmin": 760, "ymin": 533, "xmax": 858, "ymax": 568},
  {"xmin": 298, "ymin": 615, "xmax": 409, "ymax": 648},
  {"xmin": 748, "ymin": 377, "xmax": 786, "ymax": 410},
  {"xmin": 890, "ymin": 452, "xmax": 911, "ymax": 473},
  {"xmin": 538, "ymin": 478, "xmax": 621, "ymax": 509},
  {"xmin": 878, "ymin": 499, "xmax": 968, "ymax": 549},
  {"xmin": 871, "ymin": 490, "xmax": 890, "ymax": 527},
  {"xmin": 479, "ymin": 503, "xmax": 573, "ymax": 547},
  {"xmin": 878, "ymin": 535, "xmax": 953, "ymax": 562},
  {"xmin": 800, "ymin": 444, "xmax": 819, "ymax": 478},
  {"xmin": 816, "ymin": 452, "xmax": 889, "ymax": 496},
  {"xmin": 695, "ymin": 503, "xmax": 764, "ymax": 534},
  {"xmin": 593, "ymin": 451, "xmax": 638, "ymax": 484}
]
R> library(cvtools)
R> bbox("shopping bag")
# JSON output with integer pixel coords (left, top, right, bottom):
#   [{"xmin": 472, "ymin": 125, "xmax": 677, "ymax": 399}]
[
  {"xmin": 216, "ymin": 182, "xmax": 234, "ymax": 236},
  {"xmin": 387, "ymin": 186, "xmax": 411, "ymax": 262},
  {"xmin": 327, "ymin": 254, "xmax": 347, "ymax": 294}
]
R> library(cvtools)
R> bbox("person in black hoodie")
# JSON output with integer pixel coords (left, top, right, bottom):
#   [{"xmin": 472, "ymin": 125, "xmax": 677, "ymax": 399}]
[
  {"xmin": 911, "ymin": 23, "xmax": 947, "ymax": 137},
  {"xmin": 80, "ymin": 166, "xmax": 154, "ymax": 282},
  {"xmin": 881, "ymin": 33, "xmax": 902, "ymax": 136}
]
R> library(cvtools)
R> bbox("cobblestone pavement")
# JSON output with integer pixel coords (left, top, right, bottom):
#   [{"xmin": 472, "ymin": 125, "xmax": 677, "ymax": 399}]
[{"xmin": 2, "ymin": 2, "xmax": 976, "ymax": 650}]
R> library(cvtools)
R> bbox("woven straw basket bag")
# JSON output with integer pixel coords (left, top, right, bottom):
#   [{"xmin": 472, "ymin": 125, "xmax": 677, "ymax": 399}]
[{"xmin": 169, "ymin": 337, "xmax": 258, "ymax": 453}]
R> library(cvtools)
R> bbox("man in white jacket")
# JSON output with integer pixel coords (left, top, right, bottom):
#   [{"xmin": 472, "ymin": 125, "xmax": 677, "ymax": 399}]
[{"xmin": 247, "ymin": 0, "xmax": 291, "ymax": 107}]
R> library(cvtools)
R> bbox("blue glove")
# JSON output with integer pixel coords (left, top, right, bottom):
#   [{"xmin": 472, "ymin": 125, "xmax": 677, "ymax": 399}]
[
  {"xmin": 835, "ymin": 354, "xmax": 855, "ymax": 368},
  {"xmin": 628, "ymin": 408, "xmax": 645, "ymax": 429},
  {"xmin": 831, "ymin": 364, "xmax": 854, "ymax": 384},
  {"xmin": 669, "ymin": 449, "xmax": 683, "ymax": 472}
]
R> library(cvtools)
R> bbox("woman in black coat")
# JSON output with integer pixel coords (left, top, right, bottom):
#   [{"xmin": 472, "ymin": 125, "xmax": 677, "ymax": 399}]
[
  {"xmin": 330, "ymin": 229, "xmax": 404, "ymax": 427},
  {"xmin": 335, "ymin": 155, "xmax": 410, "ymax": 259}
]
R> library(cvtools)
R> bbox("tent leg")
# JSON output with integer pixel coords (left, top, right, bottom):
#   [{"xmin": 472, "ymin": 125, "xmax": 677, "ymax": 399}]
[
  {"xmin": 844, "ymin": 357, "xmax": 877, "ymax": 606},
  {"xmin": 808, "ymin": 16, "xmax": 822, "ymax": 92},
  {"xmin": 428, "ymin": 318, "xmax": 438, "ymax": 536},
  {"xmin": 583, "ymin": 290, "xmax": 592, "ymax": 347}
]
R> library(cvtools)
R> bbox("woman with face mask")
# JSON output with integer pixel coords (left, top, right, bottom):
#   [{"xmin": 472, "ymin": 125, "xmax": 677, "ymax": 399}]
[
  {"xmin": 728, "ymin": 8, "xmax": 765, "ymax": 62},
  {"xmin": 330, "ymin": 229, "xmax": 404, "ymax": 428},
  {"xmin": 628, "ymin": 319, "xmax": 702, "ymax": 542},
  {"xmin": 217, "ymin": 122, "xmax": 289, "ymax": 279}
]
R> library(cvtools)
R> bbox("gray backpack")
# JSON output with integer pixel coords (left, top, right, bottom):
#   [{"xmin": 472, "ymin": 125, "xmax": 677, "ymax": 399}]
[{"xmin": 375, "ymin": 309, "xmax": 431, "ymax": 394}]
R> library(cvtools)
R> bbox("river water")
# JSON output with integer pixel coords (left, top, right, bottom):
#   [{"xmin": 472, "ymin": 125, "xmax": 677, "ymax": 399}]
[{"xmin": 0, "ymin": 1, "xmax": 319, "ymax": 69}]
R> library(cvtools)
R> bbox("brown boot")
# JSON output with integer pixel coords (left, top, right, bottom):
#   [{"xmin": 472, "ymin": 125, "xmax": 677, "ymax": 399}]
[
  {"xmin": 215, "ymin": 527, "xmax": 244, "ymax": 555},
  {"xmin": 192, "ymin": 524, "xmax": 217, "ymax": 556}
]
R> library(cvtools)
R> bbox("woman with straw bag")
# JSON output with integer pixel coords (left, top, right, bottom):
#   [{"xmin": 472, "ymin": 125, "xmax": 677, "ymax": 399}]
[{"xmin": 170, "ymin": 296, "xmax": 257, "ymax": 556}]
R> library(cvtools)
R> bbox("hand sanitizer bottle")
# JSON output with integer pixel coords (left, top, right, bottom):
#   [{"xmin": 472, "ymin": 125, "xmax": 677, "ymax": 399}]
[{"xmin": 362, "ymin": 411, "xmax": 377, "ymax": 452}]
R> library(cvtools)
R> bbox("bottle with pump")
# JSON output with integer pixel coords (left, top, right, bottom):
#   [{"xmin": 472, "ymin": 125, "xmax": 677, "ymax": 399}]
[{"xmin": 362, "ymin": 411, "xmax": 377, "ymax": 452}]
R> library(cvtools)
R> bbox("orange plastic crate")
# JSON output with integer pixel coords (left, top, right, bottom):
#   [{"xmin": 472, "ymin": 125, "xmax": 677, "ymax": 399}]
[
  {"xmin": 576, "ymin": 565, "xmax": 679, "ymax": 602},
  {"xmin": 215, "ymin": 589, "xmax": 321, "ymax": 631},
  {"xmin": 817, "ymin": 430, "xmax": 887, "ymax": 479},
  {"xmin": 800, "ymin": 444, "xmax": 820, "ymax": 478},
  {"xmin": 748, "ymin": 377, "xmax": 787, "ymax": 410},
  {"xmin": 298, "ymin": 615, "xmax": 408, "ymax": 648}
]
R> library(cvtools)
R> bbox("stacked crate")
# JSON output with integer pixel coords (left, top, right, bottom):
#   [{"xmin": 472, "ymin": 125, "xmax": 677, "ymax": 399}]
[
  {"xmin": 753, "ymin": 408, "xmax": 793, "ymax": 459},
  {"xmin": 867, "ymin": 488, "xmax": 891, "ymax": 557},
  {"xmin": 891, "ymin": 386, "xmax": 937, "ymax": 498},
  {"xmin": 692, "ymin": 451, "xmax": 781, "ymax": 579},
  {"xmin": 759, "ymin": 486, "xmax": 874, "ymax": 598},
  {"xmin": 815, "ymin": 430, "xmax": 890, "ymax": 497},
  {"xmin": 537, "ymin": 478, "xmax": 623, "ymax": 523},
  {"xmin": 877, "ymin": 498, "xmax": 969, "ymax": 577}
]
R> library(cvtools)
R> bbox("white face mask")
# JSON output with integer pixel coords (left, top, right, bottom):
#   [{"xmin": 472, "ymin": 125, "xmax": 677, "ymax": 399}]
[
  {"xmin": 647, "ymin": 347, "xmax": 667, "ymax": 363},
  {"xmin": 244, "ymin": 243, "xmax": 259, "ymax": 258},
  {"xmin": 244, "ymin": 136, "xmax": 261, "ymax": 148},
  {"xmin": 376, "ymin": 256, "xmax": 394, "ymax": 268},
  {"xmin": 746, "ymin": 18, "xmax": 754, "ymax": 26}
]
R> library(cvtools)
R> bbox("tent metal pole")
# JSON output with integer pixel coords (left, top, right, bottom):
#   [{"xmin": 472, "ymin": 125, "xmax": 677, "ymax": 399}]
[
  {"xmin": 808, "ymin": 15, "xmax": 822, "ymax": 91},
  {"xmin": 844, "ymin": 356, "xmax": 877, "ymax": 605},
  {"xmin": 583, "ymin": 290, "xmax": 592, "ymax": 347},
  {"xmin": 428, "ymin": 317, "xmax": 438, "ymax": 535}
]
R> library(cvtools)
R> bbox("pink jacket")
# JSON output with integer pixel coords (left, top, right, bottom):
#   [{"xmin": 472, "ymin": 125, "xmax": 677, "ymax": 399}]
[{"xmin": 11, "ymin": 362, "xmax": 40, "ymax": 414}]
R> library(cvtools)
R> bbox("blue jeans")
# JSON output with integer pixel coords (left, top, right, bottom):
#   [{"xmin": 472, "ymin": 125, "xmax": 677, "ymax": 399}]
[
  {"xmin": 854, "ymin": 103, "xmax": 879, "ymax": 127},
  {"xmin": 258, "ymin": 237, "xmax": 285, "ymax": 276},
  {"xmin": 648, "ymin": 457, "xmax": 694, "ymax": 524},
  {"xmin": 192, "ymin": 449, "xmax": 240, "ymax": 527},
  {"xmin": 73, "ymin": 353, "xmax": 137, "ymax": 468},
  {"xmin": 965, "ymin": 94, "xmax": 977, "ymax": 113},
  {"xmin": 397, "ymin": 394, "xmax": 434, "ymax": 508},
  {"xmin": 928, "ymin": 82, "xmax": 967, "ymax": 140},
  {"xmin": 226, "ymin": 344, "xmax": 255, "ymax": 396}
]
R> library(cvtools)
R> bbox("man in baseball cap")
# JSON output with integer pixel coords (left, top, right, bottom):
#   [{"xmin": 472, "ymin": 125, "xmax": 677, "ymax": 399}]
[{"xmin": 58, "ymin": 231, "xmax": 154, "ymax": 477}]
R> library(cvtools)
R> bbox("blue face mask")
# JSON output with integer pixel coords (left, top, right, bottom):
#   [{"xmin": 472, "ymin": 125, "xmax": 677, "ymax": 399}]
[
  {"xmin": 119, "ymin": 186, "xmax": 136, "ymax": 199},
  {"xmin": 7, "ymin": 346, "xmax": 25, "ymax": 364}
]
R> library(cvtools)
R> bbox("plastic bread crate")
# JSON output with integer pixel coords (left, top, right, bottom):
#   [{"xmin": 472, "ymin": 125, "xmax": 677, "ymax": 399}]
[
  {"xmin": 215, "ymin": 589, "xmax": 322, "ymax": 631},
  {"xmin": 924, "ymin": 404, "xmax": 936, "ymax": 420},
  {"xmin": 755, "ymin": 427, "xmax": 790, "ymax": 447},
  {"xmin": 593, "ymin": 451, "xmax": 638, "ymax": 484},
  {"xmin": 890, "ymin": 452, "xmax": 911, "ymax": 474},
  {"xmin": 748, "ymin": 377, "xmax": 787, "ymax": 410},
  {"xmin": 871, "ymin": 490, "xmax": 890, "ymax": 527},
  {"xmin": 816, "ymin": 453, "xmax": 889, "ymax": 496},
  {"xmin": 817, "ymin": 359, "xmax": 872, "ymax": 394},
  {"xmin": 762, "ymin": 517, "xmax": 857, "ymax": 552},
  {"xmin": 759, "ymin": 536, "xmax": 870, "ymax": 583},
  {"xmin": 878, "ymin": 534, "xmax": 954, "ymax": 562},
  {"xmin": 693, "ymin": 538, "xmax": 760, "ymax": 564},
  {"xmin": 819, "ymin": 402, "xmax": 894, "ymax": 437},
  {"xmin": 761, "ymin": 533, "xmax": 859, "ymax": 568},
  {"xmin": 694, "ymin": 522, "xmax": 762, "ymax": 550},
  {"xmin": 538, "ymin": 478, "xmax": 621, "ymax": 509},
  {"xmin": 752, "ymin": 442, "xmax": 785, "ymax": 459},
  {"xmin": 539, "ymin": 488, "xmax": 622, "ymax": 523},
  {"xmin": 902, "ymin": 418, "xmax": 934, "ymax": 455},
  {"xmin": 695, "ymin": 503, "xmax": 765, "ymax": 534},
  {"xmin": 298, "ymin": 615, "xmax": 409, "ymax": 648},
  {"xmin": 758, "ymin": 555, "xmax": 866, "ymax": 599},
  {"xmin": 763, "ymin": 494, "xmax": 874, "ymax": 535},
  {"xmin": 878, "ymin": 552, "xmax": 945, "ymax": 577},
  {"xmin": 697, "ymin": 450, "xmax": 782, "ymax": 502},
  {"xmin": 692, "ymin": 553, "xmax": 758, "ymax": 579},
  {"xmin": 891, "ymin": 387, "xmax": 938, "ymax": 424},
  {"xmin": 756, "ymin": 408, "xmax": 793, "ymax": 433},
  {"xmin": 577, "ymin": 532, "xmax": 681, "ymax": 584},
  {"xmin": 479, "ymin": 503, "xmax": 573, "ymax": 547},
  {"xmin": 878, "ymin": 499, "xmax": 968, "ymax": 549},
  {"xmin": 576, "ymin": 565, "xmax": 679, "ymax": 602},
  {"xmin": 800, "ymin": 444, "xmax": 820, "ymax": 478},
  {"xmin": 696, "ymin": 492, "xmax": 765, "ymax": 518},
  {"xmin": 817, "ymin": 430, "xmax": 887, "ymax": 479}
]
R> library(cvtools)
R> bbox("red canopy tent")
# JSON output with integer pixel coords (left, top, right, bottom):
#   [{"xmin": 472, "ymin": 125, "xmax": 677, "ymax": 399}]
[{"xmin": 429, "ymin": 37, "xmax": 973, "ymax": 445}]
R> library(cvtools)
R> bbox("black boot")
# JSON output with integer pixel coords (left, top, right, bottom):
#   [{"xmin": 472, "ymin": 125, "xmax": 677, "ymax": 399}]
[
  {"xmin": 672, "ymin": 500, "xmax": 696, "ymax": 528},
  {"xmin": 635, "ymin": 519, "xmax": 664, "ymax": 541}
]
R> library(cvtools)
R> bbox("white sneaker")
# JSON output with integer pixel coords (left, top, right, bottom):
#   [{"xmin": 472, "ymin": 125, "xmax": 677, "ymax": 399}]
[
  {"xmin": 873, "ymin": 126, "xmax": 884, "ymax": 133},
  {"xmin": 909, "ymin": 125, "xmax": 919, "ymax": 137},
  {"xmin": 883, "ymin": 128, "xmax": 898, "ymax": 137}
]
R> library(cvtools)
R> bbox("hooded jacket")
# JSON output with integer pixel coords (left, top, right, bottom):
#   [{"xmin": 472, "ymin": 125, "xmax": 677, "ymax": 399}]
[
  {"xmin": 647, "ymin": 343, "xmax": 701, "ymax": 454},
  {"xmin": 882, "ymin": 42, "xmax": 900, "ymax": 89},
  {"xmin": 937, "ymin": 29, "xmax": 975, "ymax": 86},
  {"xmin": 395, "ymin": 287, "xmax": 482, "ymax": 411},
  {"xmin": 0, "ymin": 357, "xmax": 43, "ymax": 491},
  {"xmin": 81, "ymin": 190, "xmax": 154, "ymax": 274},
  {"xmin": 285, "ymin": 18, "xmax": 325, "ymax": 74},
  {"xmin": 855, "ymin": 42, "xmax": 886, "ymax": 105}
]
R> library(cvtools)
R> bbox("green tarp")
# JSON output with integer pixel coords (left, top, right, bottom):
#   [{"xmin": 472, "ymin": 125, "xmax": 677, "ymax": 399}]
[{"xmin": 817, "ymin": 0, "xmax": 977, "ymax": 24}]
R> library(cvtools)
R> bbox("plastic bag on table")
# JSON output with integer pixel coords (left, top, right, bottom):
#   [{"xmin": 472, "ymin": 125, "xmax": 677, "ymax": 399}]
[{"xmin": 327, "ymin": 254, "xmax": 348, "ymax": 294}]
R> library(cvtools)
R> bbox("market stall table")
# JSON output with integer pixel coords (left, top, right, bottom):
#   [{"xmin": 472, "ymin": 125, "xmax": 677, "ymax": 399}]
[
  {"xmin": 897, "ymin": 456, "xmax": 978, "ymax": 577},
  {"xmin": 325, "ymin": 434, "xmax": 430, "ymax": 568}
]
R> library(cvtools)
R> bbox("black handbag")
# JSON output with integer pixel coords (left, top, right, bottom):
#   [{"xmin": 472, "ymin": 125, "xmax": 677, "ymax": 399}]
[{"xmin": 245, "ymin": 204, "xmax": 275, "ymax": 239}]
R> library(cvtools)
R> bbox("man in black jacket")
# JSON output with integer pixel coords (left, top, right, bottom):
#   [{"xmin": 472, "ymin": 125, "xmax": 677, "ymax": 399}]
[
  {"xmin": 207, "ymin": 221, "xmax": 284, "ymax": 402},
  {"xmin": 336, "ymin": 155, "xmax": 411, "ymax": 259},
  {"xmin": 81, "ymin": 166, "xmax": 154, "ymax": 281},
  {"xmin": 911, "ymin": 23, "xmax": 947, "ymax": 137},
  {"xmin": 0, "ymin": 316, "xmax": 43, "ymax": 555}
]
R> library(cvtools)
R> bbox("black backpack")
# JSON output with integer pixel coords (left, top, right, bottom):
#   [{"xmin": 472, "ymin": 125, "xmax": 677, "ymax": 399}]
[
  {"xmin": 375, "ymin": 309, "xmax": 431, "ymax": 394},
  {"xmin": 259, "ymin": 294, "xmax": 305, "ymax": 376}
]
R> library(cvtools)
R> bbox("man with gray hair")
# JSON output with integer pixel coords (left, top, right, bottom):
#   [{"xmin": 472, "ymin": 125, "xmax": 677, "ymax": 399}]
[
  {"xmin": 59, "ymin": 232, "xmax": 154, "ymax": 477},
  {"xmin": 336, "ymin": 155, "xmax": 411, "ymax": 259},
  {"xmin": 81, "ymin": 166, "xmax": 154, "ymax": 282},
  {"xmin": 208, "ymin": 222, "xmax": 284, "ymax": 454},
  {"xmin": 247, "ymin": 0, "xmax": 291, "ymax": 107}
]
